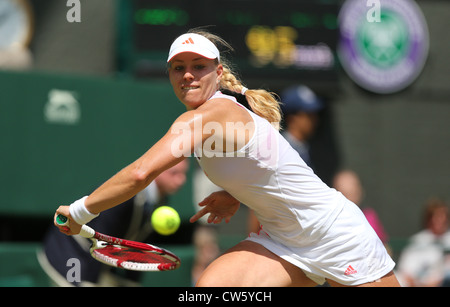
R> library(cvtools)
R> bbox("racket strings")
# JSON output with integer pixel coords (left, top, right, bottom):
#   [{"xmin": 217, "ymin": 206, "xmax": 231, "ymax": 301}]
[{"xmin": 92, "ymin": 244, "xmax": 179, "ymax": 271}]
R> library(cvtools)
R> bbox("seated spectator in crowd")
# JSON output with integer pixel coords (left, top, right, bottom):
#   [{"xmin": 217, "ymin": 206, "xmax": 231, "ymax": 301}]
[{"xmin": 397, "ymin": 198, "xmax": 450, "ymax": 287}]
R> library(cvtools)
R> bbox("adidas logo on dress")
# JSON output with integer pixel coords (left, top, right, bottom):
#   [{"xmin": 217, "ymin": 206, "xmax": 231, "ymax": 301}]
[{"xmin": 344, "ymin": 265, "xmax": 357, "ymax": 275}]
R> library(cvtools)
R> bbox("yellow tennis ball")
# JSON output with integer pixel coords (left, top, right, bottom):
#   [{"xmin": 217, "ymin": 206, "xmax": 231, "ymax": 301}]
[{"xmin": 151, "ymin": 206, "xmax": 180, "ymax": 235}]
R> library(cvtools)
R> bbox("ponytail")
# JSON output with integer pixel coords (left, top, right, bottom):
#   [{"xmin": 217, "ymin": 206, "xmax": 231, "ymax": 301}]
[{"xmin": 220, "ymin": 66, "xmax": 281, "ymax": 131}]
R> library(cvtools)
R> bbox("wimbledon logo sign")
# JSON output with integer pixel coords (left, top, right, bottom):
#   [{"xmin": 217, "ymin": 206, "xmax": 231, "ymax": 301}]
[{"xmin": 338, "ymin": 0, "xmax": 429, "ymax": 94}]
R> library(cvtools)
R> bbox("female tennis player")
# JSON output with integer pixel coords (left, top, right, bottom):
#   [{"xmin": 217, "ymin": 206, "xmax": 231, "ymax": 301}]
[{"xmin": 55, "ymin": 29, "xmax": 400, "ymax": 287}]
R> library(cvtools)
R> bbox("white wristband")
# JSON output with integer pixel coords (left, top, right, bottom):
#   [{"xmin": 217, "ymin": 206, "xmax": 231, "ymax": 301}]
[{"xmin": 69, "ymin": 196, "xmax": 99, "ymax": 225}]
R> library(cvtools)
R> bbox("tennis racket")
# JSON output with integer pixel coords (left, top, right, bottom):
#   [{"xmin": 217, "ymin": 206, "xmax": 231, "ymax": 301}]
[{"xmin": 56, "ymin": 214, "xmax": 180, "ymax": 271}]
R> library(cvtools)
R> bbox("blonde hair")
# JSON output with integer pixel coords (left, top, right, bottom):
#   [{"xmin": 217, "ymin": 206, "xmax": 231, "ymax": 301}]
[{"xmin": 187, "ymin": 28, "xmax": 282, "ymax": 130}]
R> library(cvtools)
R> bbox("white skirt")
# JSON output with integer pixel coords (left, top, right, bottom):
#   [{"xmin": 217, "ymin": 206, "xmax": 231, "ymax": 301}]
[{"xmin": 246, "ymin": 200, "xmax": 395, "ymax": 286}]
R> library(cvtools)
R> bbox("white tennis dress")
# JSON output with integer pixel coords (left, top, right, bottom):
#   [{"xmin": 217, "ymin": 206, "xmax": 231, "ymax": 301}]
[{"xmin": 194, "ymin": 91, "xmax": 395, "ymax": 285}]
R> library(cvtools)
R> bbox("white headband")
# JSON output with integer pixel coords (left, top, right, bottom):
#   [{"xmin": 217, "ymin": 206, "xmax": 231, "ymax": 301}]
[{"xmin": 167, "ymin": 33, "xmax": 220, "ymax": 63}]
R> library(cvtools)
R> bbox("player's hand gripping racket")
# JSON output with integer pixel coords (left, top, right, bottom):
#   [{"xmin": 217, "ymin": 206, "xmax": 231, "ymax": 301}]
[{"xmin": 56, "ymin": 214, "xmax": 180, "ymax": 271}]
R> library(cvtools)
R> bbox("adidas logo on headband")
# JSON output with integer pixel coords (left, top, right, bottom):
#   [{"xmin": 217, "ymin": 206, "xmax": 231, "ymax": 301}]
[
  {"xmin": 182, "ymin": 37, "xmax": 195, "ymax": 45},
  {"xmin": 167, "ymin": 33, "xmax": 220, "ymax": 62}
]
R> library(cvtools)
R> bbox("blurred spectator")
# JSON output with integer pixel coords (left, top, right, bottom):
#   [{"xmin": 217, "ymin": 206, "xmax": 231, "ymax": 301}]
[
  {"xmin": 332, "ymin": 170, "xmax": 389, "ymax": 245},
  {"xmin": 191, "ymin": 166, "xmax": 223, "ymax": 285},
  {"xmin": 191, "ymin": 221, "xmax": 220, "ymax": 285},
  {"xmin": 38, "ymin": 159, "xmax": 189, "ymax": 286},
  {"xmin": 280, "ymin": 85, "xmax": 324, "ymax": 168},
  {"xmin": 397, "ymin": 198, "xmax": 450, "ymax": 287}
]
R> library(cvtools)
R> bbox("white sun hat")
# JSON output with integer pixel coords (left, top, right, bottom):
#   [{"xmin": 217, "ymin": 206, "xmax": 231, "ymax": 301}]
[{"xmin": 167, "ymin": 33, "xmax": 220, "ymax": 63}]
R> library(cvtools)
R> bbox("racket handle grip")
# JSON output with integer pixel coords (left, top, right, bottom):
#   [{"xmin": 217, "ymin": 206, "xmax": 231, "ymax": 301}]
[
  {"xmin": 80, "ymin": 225, "xmax": 95, "ymax": 238},
  {"xmin": 55, "ymin": 214, "xmax": 69, "ymax": 226},
  {"xmin": 56, "ymin": 214, "xmax": 95, "ymax": 238}
]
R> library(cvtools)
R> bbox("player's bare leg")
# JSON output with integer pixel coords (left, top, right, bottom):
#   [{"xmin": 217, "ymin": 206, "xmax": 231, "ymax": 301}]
[{"xmin": 195, "ymin": 240, "xmax": 317, "ymax": 287}]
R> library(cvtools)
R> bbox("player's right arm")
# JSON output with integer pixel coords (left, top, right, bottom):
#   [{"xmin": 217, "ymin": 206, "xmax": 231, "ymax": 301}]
[{"xmin": 55, "ymin": 107, "xmax": 215, "ymax": 235}]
